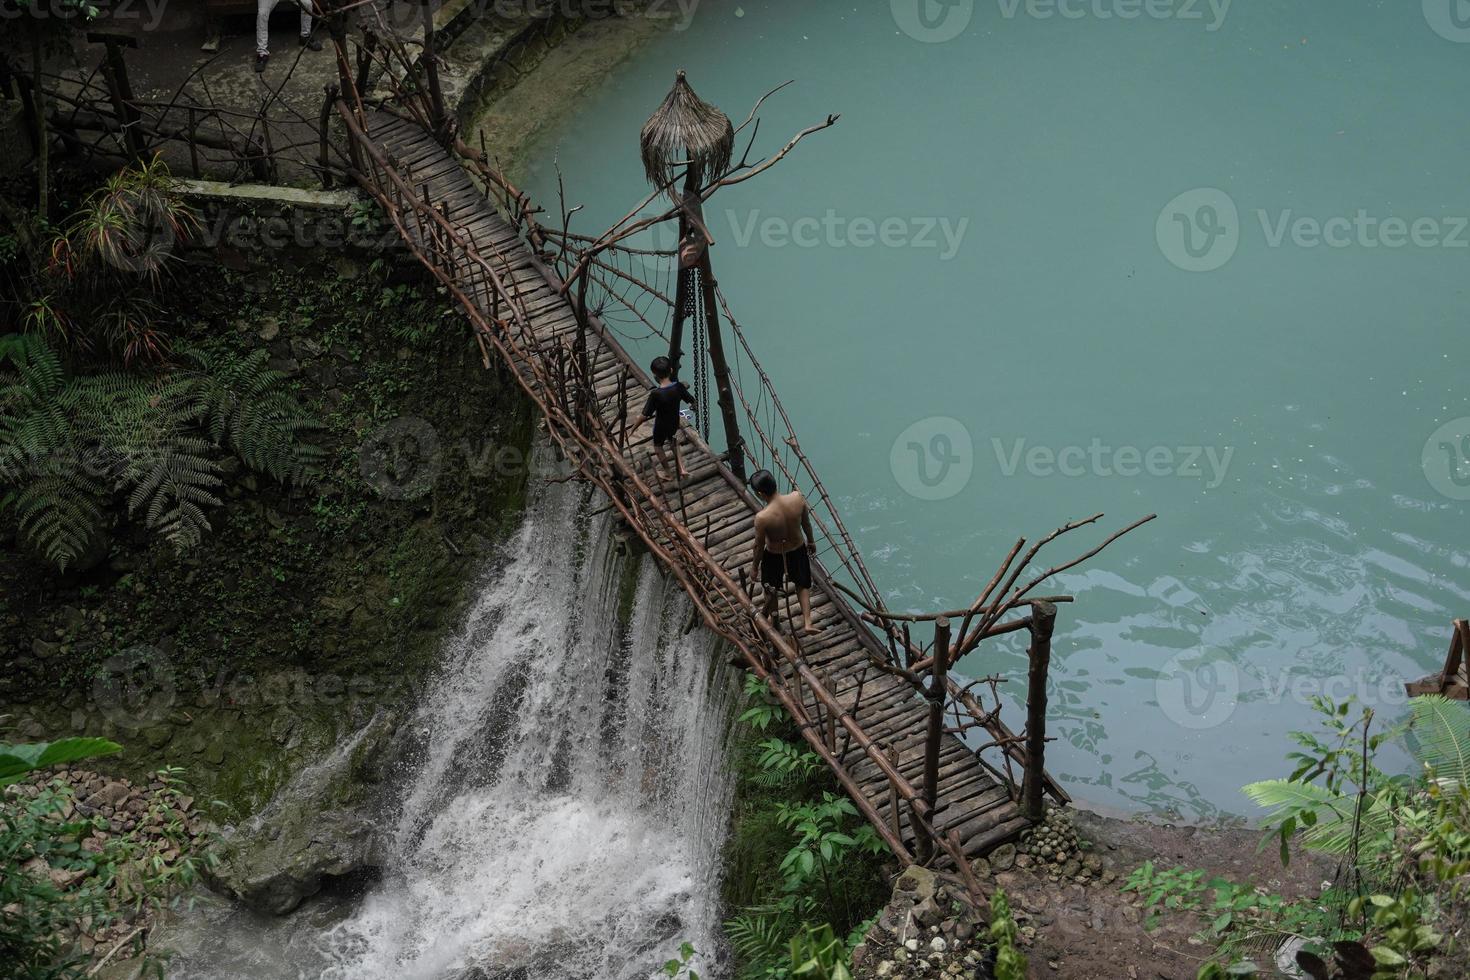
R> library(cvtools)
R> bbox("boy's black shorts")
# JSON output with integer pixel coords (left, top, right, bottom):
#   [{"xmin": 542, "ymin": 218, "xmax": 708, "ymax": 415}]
[
  {"xmin": 652, "ymin": 418, "xmax": 678, "ymax": 446},
  {"xmin": 761, "ymin": 547, "xmax": 812, "ymax": 591}
]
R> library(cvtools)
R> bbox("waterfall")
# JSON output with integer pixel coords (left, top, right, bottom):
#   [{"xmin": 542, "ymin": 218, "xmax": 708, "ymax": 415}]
[{"xmin": 168, "ymin": 451, "xmax": 739, "ymax": 979}]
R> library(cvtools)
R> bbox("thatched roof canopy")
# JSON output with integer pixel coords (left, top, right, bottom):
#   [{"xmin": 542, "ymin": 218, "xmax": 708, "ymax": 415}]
[{"xmin": 639, "ymin": 70, "xmax": 734, "ymax": 192}]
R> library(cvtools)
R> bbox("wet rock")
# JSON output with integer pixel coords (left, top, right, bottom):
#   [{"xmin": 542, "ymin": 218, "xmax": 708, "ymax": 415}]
[
  {"xmin": 207, "ymin": 710, "xmax": 398, "ymax": 915},
  {"xmin": 209, "ymin": 806, "xmax": 380, "ymax": 915}
]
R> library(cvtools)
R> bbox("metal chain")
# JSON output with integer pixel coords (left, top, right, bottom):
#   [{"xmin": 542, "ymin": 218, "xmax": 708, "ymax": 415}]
[{"xmin": 688, "ymin": 265, "xmax": 711, "ymax": 441}]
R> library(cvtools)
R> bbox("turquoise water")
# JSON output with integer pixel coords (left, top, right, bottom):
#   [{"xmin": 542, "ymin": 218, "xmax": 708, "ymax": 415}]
[{"xmin": 514, "ymin": 0, "xmax": 1470, "ymax": 820}]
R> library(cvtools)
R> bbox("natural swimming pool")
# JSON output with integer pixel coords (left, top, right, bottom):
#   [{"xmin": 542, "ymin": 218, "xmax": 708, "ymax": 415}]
[{"xmin": 515, "ymin": 0, "xmax": 1470, "ymax": 820}]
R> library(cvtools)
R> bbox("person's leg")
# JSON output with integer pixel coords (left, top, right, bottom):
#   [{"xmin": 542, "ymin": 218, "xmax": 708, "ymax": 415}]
[
  {"xmin": 760, "ymin": 552, "xmax": 782, "ymax": 622},
  {"xmin": 671, "ymin": 430, "xmax": 690, "ymax": 479},
  {"xmin": 256, "ymin": 0, "xmax": 276, "ymax": 57},
  {"xmin": 792, "ymin": 550, "xmax": 819, "ymax": 635},
  {"xmin": 298, "ymin": 0, "xmax": 321, "ymax": 48},
  {"xmin": 652, "ymin": 441, "xmax": 673, "ymax": 480},
  {"xmin": 797, "ymin": 586, "xmax": 817, "ymax": 635}
]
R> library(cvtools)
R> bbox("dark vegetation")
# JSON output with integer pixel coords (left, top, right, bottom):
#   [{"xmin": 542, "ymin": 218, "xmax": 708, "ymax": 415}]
[
  {"xmin": 719, "ymin": 674, "xmax": 896, "ymax": 979},
  {"xmin": 1, "ymin": 153, "xmax": 535, "ymax": 974},
  {"xmin": 2, "ymin": 160, "xmax": 534, "ymax": 713}
]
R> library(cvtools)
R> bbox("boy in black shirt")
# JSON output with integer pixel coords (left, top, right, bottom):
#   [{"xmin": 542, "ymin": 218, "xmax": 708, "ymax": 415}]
[{"xmin": 642, "ymin": 356, "xmax": 694, "ymax": 481}]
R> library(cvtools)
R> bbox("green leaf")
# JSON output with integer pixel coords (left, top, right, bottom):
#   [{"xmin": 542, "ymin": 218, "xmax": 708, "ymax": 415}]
[
  {"xmin": 0, "ymin": 738, "xmax": 122, "ymax": 786},
  {"xmin": 1368, "ymin": 945, "xmax": 1406, "ymax": 966},
  {"xmin": 1410, "ymin": 695, "xmax": 1470, "ymax": 786}
]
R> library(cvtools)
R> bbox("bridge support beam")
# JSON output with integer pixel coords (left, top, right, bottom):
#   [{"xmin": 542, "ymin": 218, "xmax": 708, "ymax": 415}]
[
  {"xmin": 697, "ymin": 253, "xmax": 746, "ymax": 481},
  {"xmin": 1021, "ymin": 600, "xmax": 1058, "ymax": 822},
  {"xmin": 923, "ymin": 616, "xmax": 949, "ymax": 848}
]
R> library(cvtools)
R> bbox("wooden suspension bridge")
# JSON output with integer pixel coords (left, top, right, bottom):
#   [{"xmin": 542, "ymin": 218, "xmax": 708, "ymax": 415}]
[
  {"xmin": 350, "ymin": 102, "xmax": 1060, "ymax": 862},
  {"xmin": 323, "ymin": 24, "xmax": 1158, "ymax": 888},
  {"xmin": 13, "ymin": 7, "xmax": 1156, "ymax": 896}
]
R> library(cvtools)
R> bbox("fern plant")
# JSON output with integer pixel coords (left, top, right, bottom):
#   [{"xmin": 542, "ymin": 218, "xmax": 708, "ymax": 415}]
[
  {"xmin": 0, "ymin": 336, "xmax": 320, "ymax": 569},
  {"xmin": 183, "ymin": 347, "xmax": 324, "ymax": 483},
  {"xmin": 726, "ymin": 909, "xmax": 792, "ymax": 977},
  {"xmin": 1242, "ymin": 699, "xmax": 1406, "ymax": 868},
  {"xmin": 754, "ymin": 739, "xmax": 822, "ymax": 789},
  {"xmin": 1407, "ymin": 695, "xmax": 1470, "ymax": 790},
  {"xmin": 1244, "ymin": 696, "xmax": 1470, "ymax": 867}
]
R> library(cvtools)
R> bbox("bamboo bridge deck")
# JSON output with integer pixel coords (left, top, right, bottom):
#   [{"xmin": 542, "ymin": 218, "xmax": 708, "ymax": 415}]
[{"xmin": 352, "ymin": 108, "xmax": 1040, "ymax": 863}]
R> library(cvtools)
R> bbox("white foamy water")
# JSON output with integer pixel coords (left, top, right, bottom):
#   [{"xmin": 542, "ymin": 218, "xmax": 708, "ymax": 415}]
[{"xmin": 168, "ymin": 458, "xmax": 737, "ymax": 979}]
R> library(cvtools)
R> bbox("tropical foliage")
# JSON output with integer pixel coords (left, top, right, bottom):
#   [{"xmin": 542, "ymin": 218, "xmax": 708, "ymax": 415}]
[
  {"xmin": 1146, "ymin": 695, "xmax": 1470, "ymax": 979},
  {"xmin": 723, "ymin": 675, "xmax": 889, "ymax": 980},
  {"xmin": 0, "ymin": 334, "xmax": 321, "ymax": 569},
  {"xmin": 1, "ymin": 737, "xmax": 214, "ymax": 978},
  {"xmin": 21, "ymin": 156, "xmax": 197, "ymax": 366}
]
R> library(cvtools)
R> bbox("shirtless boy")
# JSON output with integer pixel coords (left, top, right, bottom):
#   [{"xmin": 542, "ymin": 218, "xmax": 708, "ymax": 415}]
[{"xmin": 749, "ymin": 469, "xmax": 820, "ymax": 636}]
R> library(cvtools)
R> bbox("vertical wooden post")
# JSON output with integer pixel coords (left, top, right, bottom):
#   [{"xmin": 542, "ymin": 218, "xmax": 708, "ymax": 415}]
[
  {"xmin": 318, "ymin": 85, "xmax": 336, "ymax": 188},
  {"xmin": 353, "ymin": 30, "xmax": 377, "ymax": 102},
  {"xmin": 186, "ymin": 107, "xmax": 201, "ymax": 177},
  {"xmin": 885, "ymin": 744, "xmax": 902, "ymax": 846},
  {"xmin": 87, "ymin": 32, "xmax": 144, "ymax": 161},
  {"xmin": 666, "ymin": 170, "xmax": 695, "ymax": 377},
  {"xmin": 418, "ymin": 0, "xmax": 446, "ymax": 130},
  {"xmin": 575, "ymin": 268, "xmax": 593, "ymax": 432},
  {"xmin": 11, "ymin": 72, "xmax": 39, "ymax": 156},
  {"xmin": 925, "ymin": 616, "xmax": 949, "ymax": 825},
  {"xmin": 910, "ymin": 798, "xmax": 933, "ymax": 864},
  {"xmin": 1021, "ymin": 600, "xmax": 1057, "ymax": 823},
  {"xmin": 697, "ymin": 252, "xmax": 746, "ymax": 480},
  {"xmin": 821, "ymin": 670, "xmax": 838, "ymax": 754}
]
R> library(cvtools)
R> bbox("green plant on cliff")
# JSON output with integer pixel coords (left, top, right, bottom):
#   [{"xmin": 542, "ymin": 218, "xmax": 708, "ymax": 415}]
[
  {"xmin": 787, "ymin": 923, "xmax": 853, "ymax": 980},
  {"xmin": 15, "ymin": 156, "xmax": 197, "ymax": 367},
  {"xmin": 723, "ymin": 678, "xmax": 891, "ymax": 980},
  {"xmin": 661, "ymin": 941, "xmax": 701, "ymax": 979},
  {"xmin": 0, "ymin": 737, "xmax": 122, "ymax": 785},
  {"xmin": 0, "ymin": 335, "xmax": 321, "ymax": 569}
]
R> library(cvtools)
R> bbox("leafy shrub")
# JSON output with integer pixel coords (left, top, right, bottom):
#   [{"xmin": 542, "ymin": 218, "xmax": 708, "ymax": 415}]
[
  {"xmin": 0, "ymin": 335, "xmax": 321, "ymax": 569},
  {"xmin": 1, "ymin": 739, "xmax": 215, "ymax": 977}
]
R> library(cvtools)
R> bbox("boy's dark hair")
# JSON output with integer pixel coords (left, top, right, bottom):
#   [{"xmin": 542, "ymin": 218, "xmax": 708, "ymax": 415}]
[
  {"xmin": 650, "ymin": 356, "xmax": 672, "ymax": 380},
  {"xmin": 749, "ymin": 469, "xmax": 778, "ymax": 497}
]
